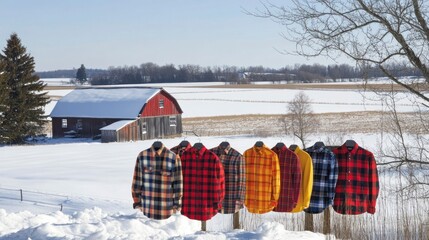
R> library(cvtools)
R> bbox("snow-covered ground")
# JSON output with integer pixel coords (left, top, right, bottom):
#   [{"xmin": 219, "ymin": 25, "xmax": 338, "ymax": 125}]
[
  {"xmin": 1, "ymin": 79, "xmax": 424, "ymax": 239},
  {"xmin": 1, "ymin": 135, "xmax": 342, "ymax": 239}
]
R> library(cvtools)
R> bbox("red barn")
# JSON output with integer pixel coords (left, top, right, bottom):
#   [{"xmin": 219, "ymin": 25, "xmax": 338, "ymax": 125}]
[{"xmin": 50, "ymin": 86, "xmax": 183, "ymax": 142}]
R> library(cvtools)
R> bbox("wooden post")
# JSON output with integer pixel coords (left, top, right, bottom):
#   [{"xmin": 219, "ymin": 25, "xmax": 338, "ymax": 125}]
[
  {"xmin": 20, "ymin": 189, "xmax": 23, "ymax": 201},
  {"xmin": 201, "ymin": 221, "xmax": 206, "ymax": 231},
  {"xmin": 304, "ymin": 213, "xmax": 314, "ymax": 231},
  {"xmin": 323, "ymin": 207, "xmax": 331, "ymax": 235},
  {"xmin": 233, "ymin": 211, "xmax": 240, "ymax": 229}
]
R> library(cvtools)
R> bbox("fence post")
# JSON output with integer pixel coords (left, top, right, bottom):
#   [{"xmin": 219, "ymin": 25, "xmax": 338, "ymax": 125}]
[
  {"xmin": 323, "ymin": 207, "xmax": 331, "ymax": 235},
  {"xmin": 233, "ymin": 211, "xmax": 240, "ymax": 229},
  {"xmin": 20, "ymin": 189, "xmax": 23, "ymax": 201},
  {"xmin": 60, "ymin": 204, "xmax": 63, "ymax": 211},
  {"xmin": 304, "ymin": 212, "xmax": 314, "ymax": 231},
  {"xmin": 201, "ymin": 221, "xmax": 206, "ymax": 231}
]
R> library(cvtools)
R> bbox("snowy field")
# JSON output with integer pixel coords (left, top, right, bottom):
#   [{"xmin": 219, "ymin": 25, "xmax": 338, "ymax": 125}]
[
  {"xmin": 0, "ymin": 79, "xmax": 425, "ymax": 239},
  {"xmin": 42, "ymin": 78, "xmax": 420, "ymax": 119},
  {"xmin": 1, "ymin": 135, "xmax": 381, "ymax": 240}
]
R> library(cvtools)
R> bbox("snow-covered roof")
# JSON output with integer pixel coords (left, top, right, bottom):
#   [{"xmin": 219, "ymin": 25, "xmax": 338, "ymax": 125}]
[
  {"xmin": 100, "ymin": 120, "xmax": 135, "ymax": 131},
  {"xmin": 50, "ymin": 87, "xmax": 161, "ymax": 119}
]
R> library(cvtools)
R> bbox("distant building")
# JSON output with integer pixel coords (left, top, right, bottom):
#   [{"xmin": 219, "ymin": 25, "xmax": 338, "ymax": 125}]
[{"xmin": 50, "ymin": 86, "xmax": 183, "ymax": 142}]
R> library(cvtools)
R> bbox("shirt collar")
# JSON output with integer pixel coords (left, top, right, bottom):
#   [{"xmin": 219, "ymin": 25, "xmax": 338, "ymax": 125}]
[
  {"xmin": 293, "ymin": 145, "xmax": 302, "ymax": 153},
  {"xmin": 180, "ymin": 143, "xmax": 191, "ymax": 151},
  {"xmin": 340, "ymin": 142, "xmax": 359, "ymax": 154},
  {"xmin": 192, "ymin": 145, "xmax": 207, "ymax": 155},
  {"xmin": 309, "ymin": 144, "xmax": 325, "ymax": 153},
  {"xmin": 151, "ymin": 144, "xmax": 165, "ymax": 156},
  {"xmin": 220, "ymin": 145, "xmax": 231, "ymax": 154},
  {"xmin": 272, "ymin": 145, "xmax": 288, "ymax": 153},
  {"xmin": 253, "ymin": 144, "xmax": 267, "ymax": 153}
]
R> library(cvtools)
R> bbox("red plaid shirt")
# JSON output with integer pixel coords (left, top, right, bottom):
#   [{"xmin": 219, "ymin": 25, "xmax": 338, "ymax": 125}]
[
  {"xmin": 180, "ymin": 145, "xmax": 225, "ymax": 221},
  {"xmin": 333, "ymin": 143, "xmax": 379, "ymax": 214},
  {"xmin": 271, "ymin": 145, "xmax": 302, "ymax": 212},
  {"xmin": 210, "ymin": 145, "xmax": 246, "ymax": 214}
]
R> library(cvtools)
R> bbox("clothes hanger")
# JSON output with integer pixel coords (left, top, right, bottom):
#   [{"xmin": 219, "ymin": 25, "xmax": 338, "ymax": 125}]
[
  {"xmin": 289, "ymin": 144, "xmax": 298, "ymax": 151},
  {"xmin": 314, "ymin": 141, "xmax": 325, "ymax": 148},
  {"xmin": 179, "ymin": 140, "xmax": 190, "ymax": 147},
  {"xmin": 152, "ymin": 140, "xmax": 163, "ymax": 151},
  {"xmin": 193, "ymin": 142, "xmax": 204, "ymax": 150},
  {"xmin": 275, "ymin": 142, "xmax": 285, "ymax": 148},
  {"xmin": 254, "ymin": 141, "xmax": 264, "ymax": 147},
  {"xmin": 345, "ymin": 139, "xmax": 356, "ymax": 150},
  {"xmin": 219, "ymin": 141, "xmax": 230, "ymax": 148}
]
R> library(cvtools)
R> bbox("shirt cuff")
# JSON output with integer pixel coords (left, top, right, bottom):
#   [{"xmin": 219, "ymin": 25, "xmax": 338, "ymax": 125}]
[{"xmin": 133, "ymin": 202, "xmax": 142, "ymax": 209}]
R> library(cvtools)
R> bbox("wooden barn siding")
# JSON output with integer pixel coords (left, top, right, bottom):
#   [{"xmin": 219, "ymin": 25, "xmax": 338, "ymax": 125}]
[
  {"xmin": 101, "ymin": 115, "xmax": 182, "ymax": 143},
  {"xmin": 117, "ymin": 120, "xmax": 140, "ymax": 142},
  {"xmin": 101, "ymin": 130, "xmax": 117, "ymax": 143},
  {"xmin": 139, "ymin": 115, "xmax": 182, "ymax": 140},
  {"xmin": 52, "ymin": 118, "xmax": 123, "ymax": 138},
  {"xmin": 141, "ymin": 91, "xmax": 181, "ymax": 117}
]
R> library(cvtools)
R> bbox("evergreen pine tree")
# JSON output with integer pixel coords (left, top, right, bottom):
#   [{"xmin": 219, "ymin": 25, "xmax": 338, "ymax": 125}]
[
  {"xmin": 0, "ymin": 33, "xmax": 50, "ymax": 144},
  {"xmin": 76, "ymin": 64, "xmax": 87, "ymax": 84}
]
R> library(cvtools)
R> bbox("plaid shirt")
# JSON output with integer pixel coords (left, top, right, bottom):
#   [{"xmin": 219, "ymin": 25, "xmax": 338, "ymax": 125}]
[
  {"xmin": 290, "ymin": 146, "xmax": 314, "ymax": 213},
  {"xmin": 243, "ymin": 144, "xmax": 280, "ymax": 214},
  {"xmin": 271, "ymin": 145, "xmax": 302, "ymax": 212},
  {"xmin": 180, "ymin": 145, "xmax": 225, "ymax": 221},
  {"xmin": 210, "ymin": 145, "xmax": 246, "ymax": 214},
  {"xmin": 131, "ymin": 145, "xmax": 183, "ymax": 220},
  {"xmin": 170, "ymin": 142, "xmax": 191, "ymax": 157},
  {"xmin": 304, "ymin": 145, "xmax": 338, "ymax": 214},
  {"xmin": 333, "ymin": 143, "xmax": 379, "ymax": 215}
]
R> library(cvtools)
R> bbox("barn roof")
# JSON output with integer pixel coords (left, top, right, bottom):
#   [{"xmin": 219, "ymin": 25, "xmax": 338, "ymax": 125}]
[
  {"xmin": 100, "ymin": 120, "xmax": 135, "ymax": 131},
  {"xmin": 50, "ymin": 87, "xmax": 181, "ymax": 119}
]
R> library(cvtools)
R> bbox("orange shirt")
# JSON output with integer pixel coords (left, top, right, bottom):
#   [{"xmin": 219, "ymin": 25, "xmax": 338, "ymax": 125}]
[{"xmin": 244, "ymin": 144, "xmax": 280, "ymax": 214}]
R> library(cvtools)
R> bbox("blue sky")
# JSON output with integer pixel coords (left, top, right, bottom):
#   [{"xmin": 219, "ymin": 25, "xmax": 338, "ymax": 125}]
[{"xmin": 1, "ymin": 0, "xmax": 336, "ymax": 71}]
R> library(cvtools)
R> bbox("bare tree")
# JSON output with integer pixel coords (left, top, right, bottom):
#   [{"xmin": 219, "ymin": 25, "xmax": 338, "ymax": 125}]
[
  {"xmin": 252, "ymin": 0, "xmax": 429, "ymax": 182},
  {"xmin": 377, "ymin": 89, "xmax": 429, "ymax": 198},
  {"xmin": 288, "ymin": 91, "xmax": 318, "ymax": 148},
  {"xmin": 251, "ymin": 0, "xmax": 429, "ymax": 106}
]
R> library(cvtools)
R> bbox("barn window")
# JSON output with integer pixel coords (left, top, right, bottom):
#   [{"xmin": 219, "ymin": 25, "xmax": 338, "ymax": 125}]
[
  {"xmin": 76, "ymin": 119, "xmax": 83, "ymax": 130},
  {"xmin": 62, "ymin": 119, "xmax": 67, "ymax": 128},
  {"xmin": 142, "ymin": 122, "xmax": 147, "ymax": 134},
  {"xmin": 169, "ymin": 116, "xmax": 177, "ymax": 126},
  {"xmin": 159, "ymin": 99, "xmax": 164, "ymax": 108}
]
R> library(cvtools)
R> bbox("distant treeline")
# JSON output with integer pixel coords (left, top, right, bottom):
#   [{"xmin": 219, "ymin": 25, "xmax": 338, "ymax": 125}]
[
  {"xmin": 37, "ymin": 62, "xmax": 422, "ymax": 84},
  {"xmin": 36, "ymin": 69, "xmax": 106, "ymax": 79}
]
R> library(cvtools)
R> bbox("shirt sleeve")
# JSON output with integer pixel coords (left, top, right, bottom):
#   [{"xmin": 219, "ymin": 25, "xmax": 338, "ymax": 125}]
[
  {"xmin": 292, "ymin": 154, "xmax": 302, "ymax": 205},
  {"xmin": 302, "ymin": 154, "xmax": 314, "ymax": 208},
  {"xmin": 236, "ymin": 154, "xmax": 246, "ymax": 203},
  {"xmin": 367, "ymin": 152, "xmax": 379, "ymax": 214},
  {"xmin": 213, "ymin": 154, "xmax": 225, "ymax": 209},
  {"xmin": 131, "ymin": 155, "xmax": 143, "ymax": 206},
  {"xmin": 328, "ymin": 152, "xmax": 338, "ymax": 204},
  {"xmin": 271, "ymin": 153, "xmax": 281, "ymax": 203},
  {"xmin": 172, "ymin": 154, "xmax": 183, "ymax": 208}
]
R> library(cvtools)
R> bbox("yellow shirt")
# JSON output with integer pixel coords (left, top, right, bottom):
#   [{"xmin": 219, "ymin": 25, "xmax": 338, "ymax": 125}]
[
  {"xmin": 290, "ymin": 146, "xmax": 314, "ymax": 213},
  {"xmin": 244, "ymin": 144, "xmax": 281, "ymax": 214}
]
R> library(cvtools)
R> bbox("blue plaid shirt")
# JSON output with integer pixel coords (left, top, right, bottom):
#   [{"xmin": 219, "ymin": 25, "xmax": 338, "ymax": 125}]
[{"xmin": 304, "ymin": 145, "xmax": 338, "ymax": 214}]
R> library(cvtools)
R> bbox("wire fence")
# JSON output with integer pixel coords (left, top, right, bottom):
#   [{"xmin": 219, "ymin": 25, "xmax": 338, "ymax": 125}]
[{"xmin": 0, "ymin": 187, "xmax": 69, "ymax": 211}]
